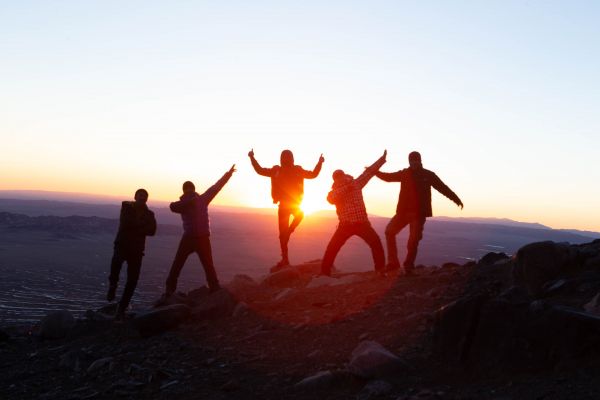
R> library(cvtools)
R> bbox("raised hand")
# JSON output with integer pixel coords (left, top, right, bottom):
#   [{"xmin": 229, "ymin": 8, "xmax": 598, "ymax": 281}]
[
  {"xmin": 382, "ymin": 149, "xmax": 387, "ymax": 160},
  {"xmin": 457, "ymin": 199, "xmax": 464, "ymax": 210},
  {"xmin": 248, "ymin": 149, "xmax": 254, "ymax": 158},
  {"xmin": 319, "ymin": 153, "xmax": 325, "ymax": 163},
  {"xmin": 229, "ymin": 164, "xmax": 237, "ymax": 174}
]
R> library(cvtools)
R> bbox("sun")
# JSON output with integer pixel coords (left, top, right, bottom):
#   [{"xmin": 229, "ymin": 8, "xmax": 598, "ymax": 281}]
[{"xmin": 300, "ymin": 196, "xmax": 331, "ymax": 215}]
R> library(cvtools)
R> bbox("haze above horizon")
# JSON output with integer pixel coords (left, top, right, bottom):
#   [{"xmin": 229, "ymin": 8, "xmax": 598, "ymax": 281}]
[{"xmin": 1, "ymin": 2, "xmax": 599, "ymax": 231}]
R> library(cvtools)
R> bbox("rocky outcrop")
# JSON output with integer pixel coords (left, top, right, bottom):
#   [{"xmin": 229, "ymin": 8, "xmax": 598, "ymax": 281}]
[
  {"xmin": 39, "ymin": 310, "xmax": 75, "ymax": 339},
  {"xmin": 348, "ymin": 341, "xmax": 410, "ymax": 379}
]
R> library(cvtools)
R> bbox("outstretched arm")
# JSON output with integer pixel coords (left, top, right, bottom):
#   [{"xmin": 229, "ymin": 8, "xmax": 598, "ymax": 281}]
[
  {"xmin": 248, "ymin": 149, "xmax": 274, "ymax": 177},
  {"xmin": 355, "ymin": 150, "xmax": 387, "ymax": 189},
  {"xmin": 301, "ymin": 154, "xmax": 325, "ymax": 179},
  {"xmin": 431, "ymin": 173, "xmax": 463, "ymax": 209},
  {"xmin": 202, "ymin": 164, "xmax": 237, "ymax": 204},
  {"xmin": 375, "ymin": 169, "xmax": 404, "ymax": 182}
]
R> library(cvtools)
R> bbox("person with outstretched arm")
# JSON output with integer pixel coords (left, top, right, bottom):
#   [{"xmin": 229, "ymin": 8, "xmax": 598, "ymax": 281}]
[
  {"xmin": 320, "ymin": 150, "xmax": 387, "ymax": 277},
  {"xmin": 375, "ymin": 151, "xmax": 463, "ymax": 275},
  {"xmin": 248, "ymin": 149, "xmax": 324, "ymax": 272},
  {"xmin": 107, "ymin": 188, "xmax": 157, "ymax": 320},
  {"xmin": 163, "ymin": 165, "xmax": 236, "ymax": 297}
]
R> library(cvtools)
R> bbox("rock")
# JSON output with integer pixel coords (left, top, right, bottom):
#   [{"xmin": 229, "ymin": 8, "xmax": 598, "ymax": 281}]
[
  {"xmin": 357, "ymin": 380, "xmax": 393, "ymax": 400},
  {"xmin": 497, "ymin": 286, "xmax": 531, "ymax": 306},
  {"xmin": 153, "ymin": 292, "xmax": 188, "ymax": 308},
  {"xmin": 275, "ymin": 288, "xmax": 295, "ymax": 300},
  {"xmin": 262, "ymin": 267, "xmax": 303, "ymax": 288},
  {"xmin": 295, "ymin": 370, "xmax": 340, "ymax": 390},
  {"xmin": 227, "ymin": 274, "xmax": 258, "ymax": 294},
  {"xmin": 513, "ymin": 241, "xmax": 574, "ymax": 297},
  {"xmin": 541, "ymin": 278, "xmax": 570, "ymax": 297},
  {"xmin": 133, "ymin": 304, "xmax": 191, "ymax": 337},
  {"xmin": 87, "ymin": 357, "xmax": 113, "ymax": 375},
  {"xmin": 39, "ymin": 310, "xmax": 75, "ymax": 339},
  {"xmin": 478, "ymin": 252, "xmax": 509, "ymax": 266},
  {"xmin": 190, "ymin": 289, "xmax": 237, "ymax": 320},
  {"xmin": 584, "ymin": 293, "xmax": 600, "ymax": 316},
  {"xmin": 306, "ymin": 275, "xmax": 339, "ymax": 289},
  {"xmin": 186, "ymin": 286, "xmax": 211, "ymax": 304},
  {"xmin": 433, "ymin": 294, "xmax": 488, "ymax": 363},
  {"xmin": 220, "ymin": 379, "xmax": 240, "ymax": 392},
  {"xmin": 232, "ymin": 302, "xmax": 250, "ymax": 317},
  {"xmin": 348, "ymin": 341, "xmax": 409, "ymax": 379},
  {"xmin": 294, "ymin": 260, "xmax": 322, "ymax": 275}
]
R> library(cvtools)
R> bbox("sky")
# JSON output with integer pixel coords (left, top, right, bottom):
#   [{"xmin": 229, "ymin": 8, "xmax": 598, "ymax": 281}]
[{"xmin": 1, "ymin": 1, "xmax": 599, "ymax": 231}]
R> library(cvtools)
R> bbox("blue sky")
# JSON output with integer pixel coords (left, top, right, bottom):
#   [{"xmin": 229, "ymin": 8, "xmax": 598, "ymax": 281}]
[{"xmin": 1, "ymin": 1, "xmax": 599, "ymax": 230}]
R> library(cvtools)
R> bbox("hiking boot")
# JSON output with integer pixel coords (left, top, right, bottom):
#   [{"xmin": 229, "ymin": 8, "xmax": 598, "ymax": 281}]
[
  {"xmin": 269, "ymin": 259, "xmax": 290, "ymax": 273},
  {"xmin": 106, "ymin": 285, "xmax": 117, "ymax": 302}
]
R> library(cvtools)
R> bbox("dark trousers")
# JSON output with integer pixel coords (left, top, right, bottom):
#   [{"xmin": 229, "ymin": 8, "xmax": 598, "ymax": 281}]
[
  {"xmin": 165, "ymin": 234, "xmax": 219, "ymax": 294},
  {"xmin": 321, "ymin": 222, "xmax": 385, "ymax": 275},
  {"xmin": 278, "ymin": 204, "xmax": 304, "ymax": 260},
  {"xmin": 385, "ymin": 212, "xmax": 426, "ymax": 267},
  {"xmin": 109, "ymin": 248, "xmax": 143, "ymax": 310}
]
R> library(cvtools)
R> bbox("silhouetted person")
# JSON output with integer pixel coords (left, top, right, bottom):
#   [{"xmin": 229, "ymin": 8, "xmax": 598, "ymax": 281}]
[
  {"xmin": 164, "ymin": 165, "xmax": 236, "ymax": 296},
  {"xmin": 320, "ymin": 150, "xmax": 387, "ymax": 276},
  {"xmin": 375, "ymin": 151, "xmax": 463, "ymax": 274},
  {"xmin": 108, "ymin": 188, "xmax": 157, "ymax": 319},
  {"xmin": 248, "ymin": 149, "xmax": 324, "ymax": 271}
]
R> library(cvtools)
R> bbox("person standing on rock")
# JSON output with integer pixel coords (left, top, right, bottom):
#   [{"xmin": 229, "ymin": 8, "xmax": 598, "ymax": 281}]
[
  {"xmin": 163, "ymin": 165, "xmax": 236, "ymax": 297},
  {"xmin": 375, "ymin": 151, "xmax": 463, "ymax": 275},
  {"xmin": 248, "ymin": 149, "xmax": 324, "ymax": 272},
  {"xmin": 320, "ymin": 150, "xmax": 387, "ymax": 277},
  {"xmin": 108, "ymin": 188, "xmax": 157, "ymax": 319}
]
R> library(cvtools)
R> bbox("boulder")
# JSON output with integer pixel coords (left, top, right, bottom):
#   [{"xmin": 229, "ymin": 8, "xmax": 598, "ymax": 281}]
[
  {"xmin": 433, "ymin": 294, "xmax": 488, "ymax": 363},
  {"xmin": 261, "ymin": 267, "xmax": 302, "ymax": 288},
  {"xmin": 153, "ymin": 292, "xmax": 188, "ymax": 308},
  {"xmin": 133, "ymin": 304, "xmax": 191, "ymax": 337},
  {"xmin": 294, "ymin": 370, "xmax": 336, "ymax": 390},
  {"xmin": 39, "ymin": 310, "xmax": 75, "ymax": 339},
  {"xmin": 478, "ymin": 252, "xmax": 509, "ymax": 266},
  {"xmin": 227, "ymin": 274, "xmax": 258, "ymax": 294},
  {"xmin": 512, "ymin": 241, "xmax": 573, "ymax": 297},
  {"xmin": 357, "ymin": 380, "xmax": 393, "ymax": 400},
  {"xmin": 87, "ymin": 357, "xmax": 113, "ymax": 375},
  {"xmin": 584, "ymin": 293, "xmax": 600, "ymax": 316},
  {"xmin": 348, "ymin": 341, "xmax": 409, "ymax": 379},
  {"xmin": 190, "ymin": 289, "xmax": 237, "ymax": 320}
]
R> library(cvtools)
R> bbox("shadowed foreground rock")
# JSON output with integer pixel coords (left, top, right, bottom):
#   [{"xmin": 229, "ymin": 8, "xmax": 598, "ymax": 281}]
[
  {"xmin": 133, "ymin": 304, "xmax": 191, "ymax": 337},
  {"xmin": 39, "ymin": 309, "xmax": 75, "ymax": 339}
]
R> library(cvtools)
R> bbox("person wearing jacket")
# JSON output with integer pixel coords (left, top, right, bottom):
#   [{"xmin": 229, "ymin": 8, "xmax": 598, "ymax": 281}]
[
  {"xmin": 248, "ymin": 149, "xmax": 324, "ymax": 272},
  {"xmin": 320, "ymin": 150, "xmax": 387, "ymax": 277},
  {"xmin": 375, "ymin": 151, "xmax": 463, "ymax": 274},
  {"xmin": 164, "ymin": 165, "xmax": 236, "ymax": 295},
  {"xmin": 107, "ymin": 188, "xmax": 157, "ymax": 319}
]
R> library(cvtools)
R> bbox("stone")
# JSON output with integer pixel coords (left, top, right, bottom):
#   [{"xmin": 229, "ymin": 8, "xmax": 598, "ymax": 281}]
[
  {"xmin": 479, "ymin": 252, "xmax": 509, "ymax": 266},
  {"xmin": 348, "ymin": 341, "xmax": 409, "ymax": 379},
  {"xmin": 232, "ymin": 302, "xmax": 250, "ymax": 317},
  {"xmin": 153, "ymin": 292, "xmax": 188, "ymax": 308},
  {"xmin": 275, "ymin": 288, "xmax": 295, "ymax": 300},
  {"xmin": 227, "ymin": 274, "xmax": 258, "ymax": 294},
  {"xmin": 39, "ymin": 310, "xmax": 75, "ymax": 339},
  {"xmin": 512, "ymin": 241, "xmax": 573, "ymax": 297},
  {"xmin": 190, "ymin": 289, "xmax": 237, "ymax": 320},
  {"xmin": 133, "ymin": 304, "xmax": 191, "ymax": 337},
  {"xmin": 306, "ymin": 275, "xmax": 339, "ymax": 289},
  {"xmin": 295, "ymin": 370, "xmax": 338, "ymax": 390},
  {"xmin": 584, "ymin": 293, "xmax": 600, "ymax": 316},
  {"xmin": 433, "ymin": 294, "xmax": 488, "ymax": 363},
  {"xmin": 87, "ymin": 357, "xmax": 113, "ymax": 375},
  {"xmin": 357, "ymin": 380, "xmax": 393, "ymax": 400},
  {"xmin": 262, "ymin": 267, "xmax": 303, "ymax": 288}
]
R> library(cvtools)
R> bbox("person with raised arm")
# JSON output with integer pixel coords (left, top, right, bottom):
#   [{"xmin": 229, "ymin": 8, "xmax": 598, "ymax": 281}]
[
  {"xmin": 375, "ymin": 151, "xmax": 463, "ymax": 275},
  {"xmin": 320, "ymin": 150, "xmax": 387, "ymax": 277},
  {"xmin": 248, "ymin": 149, "xmax": 324, "ymax": 272},
  {"xmin": 162, "ymin": 165, "xmax": 236, "ymax": 297}
]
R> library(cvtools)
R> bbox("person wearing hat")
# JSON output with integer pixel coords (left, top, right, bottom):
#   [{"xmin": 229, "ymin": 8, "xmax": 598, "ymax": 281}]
[
  {"xmin": 375, "ymin": 151, "xmax": 463, "ymax": 275},
  {"xmin": 320, "ymin": 150, "xmax": 387, "ymax": 277}
]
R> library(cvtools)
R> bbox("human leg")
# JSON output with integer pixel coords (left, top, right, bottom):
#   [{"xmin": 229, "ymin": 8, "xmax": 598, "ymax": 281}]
[
  {"xmin": 118, "ymin": 253, "xmax": 143, "ymax": 312},
  {"xmin": 165, "ymin": 235, "xmax": 194, "ymax": 295},
  {"xmin": 404, "ymin": 216, "xmax": 426, "ymax": 272},
  {"xmin": 320, "ymin": 224, "xmax": 355, "ymax": 276},
  {"xmin": 108, "ymin": 248, "xmax": 125, "ymax": 301},
  {"xmin": 357, "ymin": 223, "xmax": 386, "ymax": 271},
  {"xmin": 277, "ymin": 206, "xmax": 292, "ymax": 264},
  {"xmin": 196, "ymin": 235, "xmax": 221, "ymax": 292},
  {"xmin": 384, "ymin": 214, "xmax": 409, "ymax": 268}
]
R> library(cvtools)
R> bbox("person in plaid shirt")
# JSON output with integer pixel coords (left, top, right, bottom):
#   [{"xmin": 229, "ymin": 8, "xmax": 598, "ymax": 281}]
[{"xmin": 320, "ymin": 150, "xmax": 387, "ymax": 276}]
